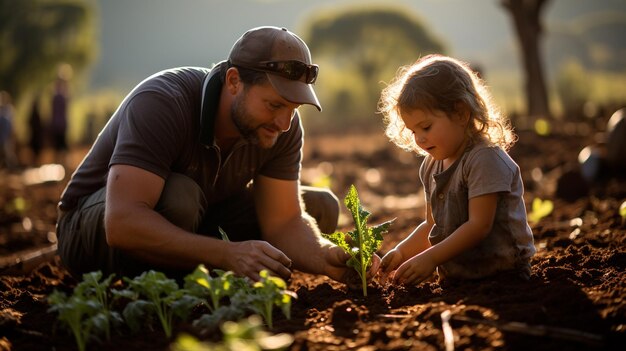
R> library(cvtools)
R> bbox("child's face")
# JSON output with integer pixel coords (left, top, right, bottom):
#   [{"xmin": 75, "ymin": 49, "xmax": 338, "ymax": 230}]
[{"xmin": 401, "ymin": 108, "xmax": 468, "ymax": 164}]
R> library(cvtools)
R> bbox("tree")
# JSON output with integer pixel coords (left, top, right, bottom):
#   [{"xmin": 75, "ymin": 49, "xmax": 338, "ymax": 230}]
[
  {"xmin": 0, "ymin": 0, "xmax": 98, "ymax": 103},
  {"xmin": 300, "ymin": 5, "xmax": 446, "ymax": 130},
  {"xmin": 501, "ymin": 0, "xmax": 552, "ymax": 119}
]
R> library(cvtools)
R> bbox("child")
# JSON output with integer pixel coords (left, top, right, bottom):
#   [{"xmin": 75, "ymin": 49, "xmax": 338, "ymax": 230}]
[{"xmin": 377, "ymin": 54, "xmax": 535, "ymax": 285}]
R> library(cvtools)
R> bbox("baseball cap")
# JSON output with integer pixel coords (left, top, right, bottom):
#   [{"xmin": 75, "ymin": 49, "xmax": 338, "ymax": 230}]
[{"xmin": 228, "ymin": 26, "xmax": 322, "ymax": 111}]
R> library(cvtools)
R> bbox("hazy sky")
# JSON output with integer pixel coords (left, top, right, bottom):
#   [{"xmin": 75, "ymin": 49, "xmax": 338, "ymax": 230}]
[
  {"xmin": 89, "ymin": 0, "xmax": 510, "ymax": 92},
  {"xmin": 88, "ymin": 0, "xmax": 625, "ymax": 94}
]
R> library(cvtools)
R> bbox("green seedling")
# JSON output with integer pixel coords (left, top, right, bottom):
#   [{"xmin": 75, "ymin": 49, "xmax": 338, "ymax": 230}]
[
  {"xmin": 528, "ymin": 197, "xmax": 554, "ymax": 224},
  {"xmin": 219, "ymin": 226, "xmax": 230, "ymax": 241},
  {"xmin": 174, "ymin": 315, "xmax": 293, "ymax": 351},
  {"xmin": 184, "ymin": 264, "xmax": 248, "ymax": 312},
  {"xmin": 72, "ymin": 271, "xmax": 121, "ymax": 340},
  {"xmin": 112, "ymin": 270, "xmax": 200, "ymax": 338},
  {"xmin": 534, "ymin": 118, "xmax": 551, "ymax": 136},
  {"xmin": 48, "ymin": 271, "xmax": 120, "ymax": 351},
  {"xmin": 619, "ymin": 200, "xmax": 626, "ymax": 222},
  {"xmin": 311, "ymin": 173, "xmax": 332, "ymax": 189},
  {"xmin": 74, "ymin": 271, "xmax": 115, "ymax": 309},
  {"xmin": 48, "ymin": 291, "xmax": 105, "ymax": 351},
  {"xmin": 191, "ymin": 303, "xmax": 249, "ymax": 336},
  {"xmin": 240, "ymin": 270, "xmax": 296, "ymax": 329},
  {"xmin": 323, "ymin": 185, "xmax": 394, "ymax": 296}
]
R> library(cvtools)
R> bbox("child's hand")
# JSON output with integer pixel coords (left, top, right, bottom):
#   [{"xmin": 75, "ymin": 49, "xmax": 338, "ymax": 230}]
[
  {"xmin": 392, "ymin": 252, "xmax": 437, "ymax": 286},
  {"xmin": 379, "ymin": 249, "xmax": 404, "ymax": 283}
]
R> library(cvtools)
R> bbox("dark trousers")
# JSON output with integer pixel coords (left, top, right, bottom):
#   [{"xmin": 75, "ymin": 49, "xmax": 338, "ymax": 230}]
[{"xmin": 56, "ymin": 173, "xmax": 339, "ymax": 279}]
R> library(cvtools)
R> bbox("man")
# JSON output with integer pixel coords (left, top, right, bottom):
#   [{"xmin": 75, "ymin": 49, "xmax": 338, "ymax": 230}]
[{"xmin": 56, "ymin": 26, "xmax": 356, "ymax": 283}]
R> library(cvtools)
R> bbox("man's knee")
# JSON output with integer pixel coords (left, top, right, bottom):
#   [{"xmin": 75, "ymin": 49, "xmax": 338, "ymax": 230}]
[
  {"xmin": 156, "ymin": 173, "xmax": 207, "ymax": 232},
  {"xmin": 56, "ymin": 187, "xmax": 108, "ymax": 277},
  {"xmin": 301, "ymin": 186, "xmax": 340, "ymax": 234}
]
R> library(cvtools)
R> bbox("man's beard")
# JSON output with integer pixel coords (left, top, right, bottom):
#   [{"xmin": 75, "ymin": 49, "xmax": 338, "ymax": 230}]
[{"xmin": 231, "ymin": 92, "xmax": 280, "ymax": 149}]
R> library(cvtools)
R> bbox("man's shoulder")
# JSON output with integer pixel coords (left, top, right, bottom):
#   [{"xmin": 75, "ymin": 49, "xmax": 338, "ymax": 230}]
[
  {"xmin": 129, "ymin": 66, "xmax": 210, "ymax": 100},
  {"xmin": 146, "ymin": 67, "xmax": 209, "ymax": 86}
]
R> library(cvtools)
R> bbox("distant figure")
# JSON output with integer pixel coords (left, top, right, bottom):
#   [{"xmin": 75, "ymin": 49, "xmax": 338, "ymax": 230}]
[
  {"xmin": 51, "ymin": 77, "xmax": 69, "ymax": 165},
  {"xmin": 579, "ymin": 107, "xmax": 626, "ymax": 183},
  {"xmin": 81, "ymin": 110, "xmax": 97, "ymax": 146},
  {"xmin": 0, "ymin": 90, "xmax": 18, "ymax": 170},
  {"xmin": 28, "ymin": 94, "xmax": 44, "ymax": 166}
]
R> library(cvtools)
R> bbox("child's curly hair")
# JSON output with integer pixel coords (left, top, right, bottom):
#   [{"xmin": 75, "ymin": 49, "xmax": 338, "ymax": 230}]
[{"xmin": 378, "ymin": 54, "xmax": 516, "ymax": 155}]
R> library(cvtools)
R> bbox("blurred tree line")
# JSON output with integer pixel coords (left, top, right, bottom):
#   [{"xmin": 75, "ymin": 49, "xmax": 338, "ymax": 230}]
[
  {"xmin": 298, "ymin": 1, "xmax": 626, "ymax": 133},
  {"xmin": 501, "ymin": 0, "xmax": 551, "ymax": 120},
  {"xmin": 1, "ymin": 0, "xmax": 624, "ymax": 144},
  {"xmin": 300, "ymin": 5, "xmax": 446, "ymax": 132},
  {"xmin": 0, "ymin": 0, "xmax": 98, "ymax": 104},
  {"xmin": 300, "ymin": 4, "xmax": 552, "ymax": 132}
]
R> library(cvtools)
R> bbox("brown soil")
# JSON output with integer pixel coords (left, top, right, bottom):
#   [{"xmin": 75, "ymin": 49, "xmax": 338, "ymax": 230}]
[{"xmin": 1, "ymin": 129, "xmax": 624, "ymax": 351}]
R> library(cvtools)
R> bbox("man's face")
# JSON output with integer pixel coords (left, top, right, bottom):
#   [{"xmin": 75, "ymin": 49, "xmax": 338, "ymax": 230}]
[{"xmin": 230, "ymin": 82, "xmax": 299, "ymax": 148}]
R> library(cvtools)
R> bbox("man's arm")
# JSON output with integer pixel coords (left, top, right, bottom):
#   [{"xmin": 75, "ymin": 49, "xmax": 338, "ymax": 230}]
[
  {"xmin": 253, "ymin": 175, "xmax": 350, "ymax": 282},
  {"xmin": 105, "ymin": 164, "xmax": 291, "ymax": 279}
]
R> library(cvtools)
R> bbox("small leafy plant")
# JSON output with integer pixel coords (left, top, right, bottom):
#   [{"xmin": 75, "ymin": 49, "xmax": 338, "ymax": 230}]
[
  {"xmin": 184, "ymin": 264, "xmax": 247, "ymax": 312},
  {"xmin": 174, "ymin": 315, "xmax": 294, "ymax": 351},
  {"xmin": 73, "ymin": 271, "xmax": 115, "ymax": 308},
  {"xmin": 47, "ymin": 291, "xmax": 104, "ymax": 351},
  {"xmin": 47, "ymin": 271, "xmax": 121, "ymax": 351},
  {"xmin": 323, "ymin": 185, "xmax": 394, "ymax": 296},
  {"xmin": 72, "ymin": 271, "xmax": 121, "ymax": 340},
  {"xmin": 219, "ymin": 226, "xmax": 230, "ymax": 241},
  {"xmin": 112, "ymin": 270, "xmax": 200, "ymax": 338},
  {"xmin": 528, "ymin": 197, "xmax": 554, "ymax": 224},
  {"xmin": 49, "ymin": 266, "xmax": 296, "ymax": 349},
  {"xmin": 239, "ymin": 270, "xmax": 295, "ymax": 329}
]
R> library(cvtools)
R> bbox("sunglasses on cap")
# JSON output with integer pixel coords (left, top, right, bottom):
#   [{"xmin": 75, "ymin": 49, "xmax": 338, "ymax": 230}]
[{"xmin": 231, "ymin": 60, "xmax": 319, "ymax": 84}]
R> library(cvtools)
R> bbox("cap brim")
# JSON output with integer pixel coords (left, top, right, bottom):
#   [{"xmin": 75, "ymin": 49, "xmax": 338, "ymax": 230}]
[{"xmin": 266, "ymin": 74, "xmax": 322, "ymax": 112}]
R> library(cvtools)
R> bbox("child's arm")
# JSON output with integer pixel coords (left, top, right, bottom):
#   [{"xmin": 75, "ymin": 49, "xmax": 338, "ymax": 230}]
[
  {"xmin": 379, "ymin": 202, "xmax": 434, "ymax": 278},
  {"xmin": 393, "ymin": 192, "xmax": 498, "ymax": 285},
  {"xmin": 397, "ymin": 203, "xmax": 435, "ymax": 257}
]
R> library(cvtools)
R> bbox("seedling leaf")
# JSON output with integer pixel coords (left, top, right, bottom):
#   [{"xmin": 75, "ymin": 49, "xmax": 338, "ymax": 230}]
[
  {"xmin": 323, "ymin": 185, "xmax": 394, "ymax": 296},
  {"xmin": 528, "ymin": 198, "xmax": 554, "ymax": 223},
  {"xmin": 218, "ymin": 226, "xmax": 230, "ymax": 241},
  {"xmin": 246, "ymin": 270, "xmax": 295, "ymax": 328},
  {"xmin": 114, "ymin": 270, "xmax": 200, "ymax": 338}
]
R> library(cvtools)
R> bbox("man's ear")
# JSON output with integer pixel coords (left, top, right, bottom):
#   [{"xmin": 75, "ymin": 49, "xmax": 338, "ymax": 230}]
[{"xmin": 225, "ymin": 67, "xmax": 241, "ymax": 94}]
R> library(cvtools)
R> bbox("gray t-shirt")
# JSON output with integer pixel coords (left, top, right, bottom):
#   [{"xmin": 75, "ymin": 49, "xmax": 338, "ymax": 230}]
[
  {"xmin": 59, "ymin": 62, "xmax": 303, "ymax": 210},
  {"xmin": 420, "ymin": 141, "xmax": 536, "ymax": 280}
]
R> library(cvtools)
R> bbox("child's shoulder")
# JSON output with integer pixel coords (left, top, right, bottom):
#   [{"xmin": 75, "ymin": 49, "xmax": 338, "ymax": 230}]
[
  {"xmin": 464, "ymin": 142, "xmax": 518, "ymax": 171},
  {"xmin": 467, "ymin": 141, "xmax": 508, "ymax": 158}
]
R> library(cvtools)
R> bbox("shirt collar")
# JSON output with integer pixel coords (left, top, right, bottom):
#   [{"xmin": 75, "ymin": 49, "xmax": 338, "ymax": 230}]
[{"xmin": 199, "ymin": 61, "xmax": 227, "ymax": 146}]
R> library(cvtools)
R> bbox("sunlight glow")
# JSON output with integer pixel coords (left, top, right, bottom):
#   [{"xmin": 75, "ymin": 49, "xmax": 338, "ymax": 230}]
[{"xmin": 22, "ymin": 164, "xmax": 66, "ymax": 186}]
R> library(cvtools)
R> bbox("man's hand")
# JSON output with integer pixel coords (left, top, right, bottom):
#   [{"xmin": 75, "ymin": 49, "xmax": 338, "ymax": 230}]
[{"xmin": 223, "ymin": 240, "xmax": 292, "ymax": 281}]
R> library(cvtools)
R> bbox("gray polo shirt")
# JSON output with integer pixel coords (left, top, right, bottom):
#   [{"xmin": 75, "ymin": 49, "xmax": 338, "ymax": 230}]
[
  {"xmin": 420, "ymin": 141, "xmax": 536, "ymax": 280},
  {"xmin": 59, "ymin": 61, "xmax": 303, "ymax": 211}
]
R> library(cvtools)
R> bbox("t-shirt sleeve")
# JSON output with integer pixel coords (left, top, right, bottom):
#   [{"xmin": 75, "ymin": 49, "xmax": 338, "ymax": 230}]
[
  {"xmin": 465, "ymin": 147, "xmax": 515, "ymax": 199},
  {"xmin": 110, "ymin": 91, "xmax": 185, "ymax": 179},
  {"xmin": 258, "ymin": 113, "xmax": 303, "ymax": 180},
  {"xmin": 419, "ymin": 155, "xmax": 433, "ymax": 202}
]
